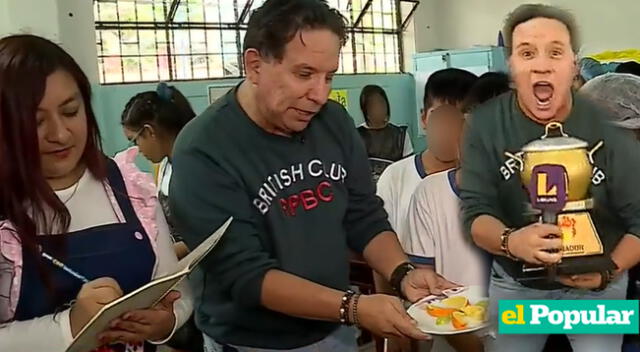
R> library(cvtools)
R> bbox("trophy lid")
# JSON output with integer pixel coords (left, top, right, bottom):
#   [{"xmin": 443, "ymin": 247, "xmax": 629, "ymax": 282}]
[{"xmin": 522, "ymin": 122, "xmax": 588, "ymax": 152}]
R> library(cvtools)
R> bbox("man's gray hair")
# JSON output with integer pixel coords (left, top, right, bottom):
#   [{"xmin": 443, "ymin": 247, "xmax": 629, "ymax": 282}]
[{"xmin": 503, "ymin": 4, "xmax": 580, "ymax": 55}]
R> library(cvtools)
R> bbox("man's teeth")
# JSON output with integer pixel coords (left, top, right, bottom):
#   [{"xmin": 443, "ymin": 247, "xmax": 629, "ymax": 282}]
[{"xmin": 537, "ymin": 98, "xmax": 551, "ymax": 107}]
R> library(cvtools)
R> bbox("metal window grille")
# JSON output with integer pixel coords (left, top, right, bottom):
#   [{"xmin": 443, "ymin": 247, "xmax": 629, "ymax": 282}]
[{"xmin": 94, "ymin": 0, "xmax": 416, "ymax": 84}]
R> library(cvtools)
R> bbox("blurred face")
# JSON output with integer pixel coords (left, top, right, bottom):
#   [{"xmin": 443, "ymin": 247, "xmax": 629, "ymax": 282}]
[
  {"xmin": 123, "ymin": 124, "xmax": 166, "ymax": 163},
  {"xmin": 366, "ymin": 93, "xmax": 388, "ymax": 126},
  {"xmin": 38, "ymin": 70, "xmax": 88, "ymax": 186},
  {"xmin": 509, "ymin": 17, "xmax": 577, "ymax": 122},
  {"xmin": 425, "ymin": 105, "xmax": 465, "ymax": 162},
  {"xmin": 420, "ymin": 99, "xmax": 446, "ymax": 134},
  {"xmin": 245, "ymin": 29, "xmax": 341, "ymax": 135}
]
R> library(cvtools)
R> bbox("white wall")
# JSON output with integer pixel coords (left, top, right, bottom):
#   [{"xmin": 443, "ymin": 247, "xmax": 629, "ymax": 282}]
[
  {"xmin": 57, "ymin": 0, "xmax": 100, "ymax": 84},
  {"xmin": 0, "ymin": 0, "xmax": 61, "ymax": 42},
  {"xmin": 414, "ymin": 0, "xmax": 640, "ymax": 56},
  {"xmin": 0, "ymin": 0, "xmax": 99, "ymax": 83}
]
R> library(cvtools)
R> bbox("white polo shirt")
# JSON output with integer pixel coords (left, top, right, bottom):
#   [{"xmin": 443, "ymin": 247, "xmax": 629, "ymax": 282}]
[
  {"xmin": 376, "ymin": 154, "xmax": 428, "ymax": 244},
  {"xmin": 404, "ymin": 169, "xmax": 490, "ymax": 287}
]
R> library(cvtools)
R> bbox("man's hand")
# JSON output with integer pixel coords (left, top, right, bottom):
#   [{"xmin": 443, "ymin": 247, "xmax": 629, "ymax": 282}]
[
  {"xmin": 508, "ymin": 223, "xmax": 563, "ymax": 265},
  {"xmin": 557, "ymin": 272, "xmax": 603, "ymax": 290},
  {"xmin": 401, "ymin": 267, "xmax": 458, "ymax": 303},
  {"xmin": 99, "ymin": 291, "xmax": 181, "ymax": 345},
  {"xmin": 357, "ymin": 294, "xmax": 430, "ymax": 341}
]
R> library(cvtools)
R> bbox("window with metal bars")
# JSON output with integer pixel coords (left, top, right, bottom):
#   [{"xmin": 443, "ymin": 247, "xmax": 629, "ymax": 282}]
[{"xmin": 94, "ymin": 0, "xmax": 417, "ymax": 84}]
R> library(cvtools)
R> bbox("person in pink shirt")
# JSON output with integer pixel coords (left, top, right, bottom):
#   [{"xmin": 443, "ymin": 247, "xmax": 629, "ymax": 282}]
[{"xmin": 0, "ymin": 35, "xmax": 192, "ymax": 352}]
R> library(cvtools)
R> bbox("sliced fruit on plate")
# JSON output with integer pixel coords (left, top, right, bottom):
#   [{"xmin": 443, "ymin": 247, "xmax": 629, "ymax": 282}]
[
  {"xmin": 425, "ymin": 305, "xmax": 457, "ymax": 318},
  {"xmin": 461, "ymin": 305, "xmax": 486, "ymax": 322},
  {"xmin": 439, "ymin": 296, "xmax": 468, "ymax": 310},
  {"xmin": 435, "ymin": 316, "xmax": 452, "ymax": 326},
  {"xmin": 452, "ymin": 312, "xmax": 468, "ymax": 330},
  {"xmin": 475, "ymin": 300, "xmax": 489, "ymax": 309}
]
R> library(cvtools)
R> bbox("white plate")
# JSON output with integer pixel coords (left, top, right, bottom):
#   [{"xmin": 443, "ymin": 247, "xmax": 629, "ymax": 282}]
[{"xmin": 407, "ymin": 286, "xmax": 490, "ymax": 335}]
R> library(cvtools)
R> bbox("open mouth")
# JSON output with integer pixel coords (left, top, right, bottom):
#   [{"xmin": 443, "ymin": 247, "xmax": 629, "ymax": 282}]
[
  {"xmin": 293, "ymin": 108, "xmax": 317, "ymax": 118},
  {"xmin": 533, "ymin": 81, "xmax": 554, "ymax": 109}
]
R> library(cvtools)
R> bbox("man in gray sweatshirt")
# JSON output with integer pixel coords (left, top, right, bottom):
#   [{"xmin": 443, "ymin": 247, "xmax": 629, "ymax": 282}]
[
  {"xmin": 460, "ymin": 5, "xmax": 640, "ymax": 352},
  {"xmin": 170, "ymin": 1, "xmax": 455, "ymax": 351}
]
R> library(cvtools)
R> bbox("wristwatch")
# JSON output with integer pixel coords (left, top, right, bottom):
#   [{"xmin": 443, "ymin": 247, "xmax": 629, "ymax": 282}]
[{"xmin": 390, "ymin": 262, "xmax": 416, "ymax": 299}]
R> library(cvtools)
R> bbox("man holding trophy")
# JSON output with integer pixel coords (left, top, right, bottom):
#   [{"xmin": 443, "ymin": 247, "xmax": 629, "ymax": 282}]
[{"xmin": 460, "ymin": 4, "xmax": 640, "ymax": 352}]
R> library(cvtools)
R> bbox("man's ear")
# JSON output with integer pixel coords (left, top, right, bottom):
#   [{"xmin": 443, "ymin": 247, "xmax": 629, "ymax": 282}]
[{"xmin": 244, "ymin": 49, "xmax": 263, "ymax": 85}]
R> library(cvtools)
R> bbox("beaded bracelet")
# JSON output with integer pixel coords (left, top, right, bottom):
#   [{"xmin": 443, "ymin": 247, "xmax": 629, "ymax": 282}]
[
  {"xmin": 339, "ymin": 289, "xmax": 356, "ymax": 325},
  {"xmin": 351, "ymin": 293, "xmax": 362, "ymax": 327},
  {"xmin": 500, "ymin": 227, "xmax": 518, "ymax": 260}
]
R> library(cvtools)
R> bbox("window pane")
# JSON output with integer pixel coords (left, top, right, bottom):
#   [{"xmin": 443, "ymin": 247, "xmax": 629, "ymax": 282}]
[
  {"xmin": 174, "ymin": 3, "xmax": 188, "ymax": 22},
  {"xmin": 218, "ymin": 0, "xmax": 236, "ymax": 22},
  {"xmin": 386, "ymin": 53, "xmax": 398, "ymax": 72},
  {"xmin": 203, "ymin": 0, "xmax": 220, "ymax": 22},
  {"xmin": 154, "ymin": 2, "xmax": 166, "ymax": 22},
  {"xmin": 192, "ymin": 55, "xmax": 209, "ymax": 78},
  {"xmin": 97, "ymin": 2, "xmax": 117, "ymax": 22},
  {"xmin": 136, "ymin": 2, "xmax": 154, "ymax": 22},
  {"xmin": 158, "ymin": 55, "xmax": 171, "ymax": 80},
  {"xmin": 97, "ymin": 58, "xmax": 106, "ymax": 83},
  {"xmin": 102, "ymin": 57, "xmax": 123, "ymax": 83},
  {"xmin": 174, "ymin": 55, "xmax": 193, "ymax": 80},
  {"xmin": 187, "ymin": 0, "xmax": 205, "ymax": 22},
  {"xmin": 222, "ymin": 55, "xmax": 240, "ymax": 76},
  {"xmin": 141, "ymin": 56, "xmax": 160, "ymax": 81},
  {"xmin": 208, "ymin": 55, "xmax": 224, "ymax": 77},
  {"xmin": 172, "ymin": 30, "xmax": 191, "ymax": 55},
  {"xmin": 97, "ymin": 30, "xmax": 121, "ymax": 56},
  {"xmin": 93, "ymin": 0, "xmax": 404, "ymax": 83},
  {"xmin": 123, "ymin": 57, "xmax": 142, "ymax": 82},
  {"xmin": 206, "ymin": 30, "xmax": 222, "ymax": 54},
  {"xmin": 139, "ymin": 30, "xmax": 157, "ymax": 55},
  {"xmin": 190, "ymin": 30, "xmax": 207, "ymax": 54},
  {"xmin": 222, "ymin": 30, "xmax": 238, "ymax": 56},
  {"xmin": 121, "ymin": 30, "xmax": 139, "ymax": 56},
  {"xmin": 118, "ymin": 1, "xmax": 136, "ymax": 22},
  {"xmin": 156, "ymin": 29, "xmax": 168, "ymax": 45},
  {"xmin": 340, "ymin": 52, "xmax": 355, "ymax": 74}
]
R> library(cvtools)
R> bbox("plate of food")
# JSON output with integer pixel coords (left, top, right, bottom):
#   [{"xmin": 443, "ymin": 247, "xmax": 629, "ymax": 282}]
[{"xmin": 407, "ymin": 286, "xmax": 489, "ymax": 335}]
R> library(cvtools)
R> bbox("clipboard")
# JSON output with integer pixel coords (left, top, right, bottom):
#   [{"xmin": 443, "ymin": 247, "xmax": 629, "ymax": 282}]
[{"xmin": 65, "ymin": 217, "xmax": 233, "ymax": 352}]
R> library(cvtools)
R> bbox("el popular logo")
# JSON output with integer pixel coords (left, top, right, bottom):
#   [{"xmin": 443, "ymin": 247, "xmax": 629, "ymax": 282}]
[{"xmin": 499, "ymin": 300, "xmax": 639, "ymax": 334}]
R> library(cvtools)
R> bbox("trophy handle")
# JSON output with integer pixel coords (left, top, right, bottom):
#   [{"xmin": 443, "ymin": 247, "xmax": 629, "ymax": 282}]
[
  {"xmin": 587, "ymin": 140, "xmax": 604, "ymax": 164},
  {"xmin": 541, "ymin": 122, "xmax": 567, "ymax": 139}
]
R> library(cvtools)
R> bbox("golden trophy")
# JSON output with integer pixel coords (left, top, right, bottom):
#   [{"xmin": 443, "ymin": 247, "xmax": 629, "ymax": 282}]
[{"xmin": 505, "ymin": 122, "xmax": 615, "ymax": 280}]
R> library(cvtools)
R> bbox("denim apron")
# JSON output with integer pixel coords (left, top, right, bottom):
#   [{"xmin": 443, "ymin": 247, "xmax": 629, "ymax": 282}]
[{"xmin": 14, "ymin": 159, "xmax": 157, "ymax": 351}]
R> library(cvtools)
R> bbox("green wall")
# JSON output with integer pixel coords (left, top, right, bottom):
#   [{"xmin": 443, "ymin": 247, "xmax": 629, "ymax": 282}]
[{"xmin": 92, "ymin": 73, "xmax": 420, "ymax": 158}]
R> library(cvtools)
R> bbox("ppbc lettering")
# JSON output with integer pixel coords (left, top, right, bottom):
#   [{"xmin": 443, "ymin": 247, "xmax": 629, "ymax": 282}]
[
  {"xmin": 499, "ymin": 300, "xmax": 639, "ymax": 334},
  {"xmin": 253, "ymin": 160, "xmax": 347, "ymax": 215}
]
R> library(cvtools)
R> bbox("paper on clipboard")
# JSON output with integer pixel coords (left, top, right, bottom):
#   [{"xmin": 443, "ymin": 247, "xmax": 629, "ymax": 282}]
[{"xmin": 65, "ymin": 217, "xmax": 233, "ymax": 352}]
